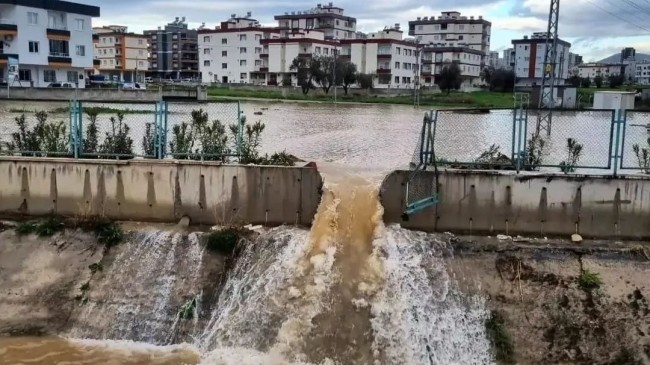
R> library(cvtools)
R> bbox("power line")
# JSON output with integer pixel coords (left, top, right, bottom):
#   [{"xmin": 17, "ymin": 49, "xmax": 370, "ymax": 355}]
[
  {"xmin": 619, "ymin": 0, "xmax": 650, "ymax": 16},
  {"xmin": 586, "ymin": 0, "xmax": 650, "ymax": 34},
  {"xmin": 615, "ymin": 0, "xmax": 650, "ymax": 23}
]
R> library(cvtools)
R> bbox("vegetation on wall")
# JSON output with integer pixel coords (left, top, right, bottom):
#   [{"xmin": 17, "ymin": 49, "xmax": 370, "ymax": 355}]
[
  {"xmin": 559, "ymin": 138, "xmax": 583, "ymax": 173},
  {"xmin": 9, "ymin": 112, "xmax": 69, "ymax": 156},
  {"xmin": 99, "ymin": 112, "xmax": 134, "ymax": 157},
  {"xmin": 632, "ymin": 138, "xmax": 650, "ymax": 174}
]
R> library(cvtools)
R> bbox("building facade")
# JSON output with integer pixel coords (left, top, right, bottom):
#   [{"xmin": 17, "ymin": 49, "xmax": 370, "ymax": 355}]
[
  {"xmin": 420, "ymin": 46, "xmax": 482, "ymax": 87},
  {"xmin": 145, "ymin": 18, "xmax": 198, "ymax": 80},
  {"xmin": 577, "ymin": 63, "xmax": 626, "ymax": 79},
  {"xmin": 635, "ymin": 61, "xmax": 650, "ymax": 85},
  {"xmin": 340, "ymin": 27, "xmax": 418, "ymax": 88},
  {"xmin": 93, "ymin": 25, "xmax": 148, "ymax": 82},
  {"xmin": 408, "ymin": 11, "xmax": 491, "ymax": 65},
  {"xmin": 502, "ymin": 48, "xmax": 515, "ymax": 70},
  {"xmin": 0, "ymin": 0, "xmax": 98, "ymax": 87},
  {"xmin": 198, "ymin": 15, "xmax": 279, "ymax": 85},
  {"xmin": 512, "ymin": 32, "xmax": 571, "ymax": 87},
  {"xmin": 275, "ymin": 2, "xmax": 357, "ymax": 40},
  {"xmin": 567, "ymin": 52, "xmax": 583, "ymax": 75},
  {"xmin": 488, "ymin": 51, "xmax": 499, "ymax": 68}
]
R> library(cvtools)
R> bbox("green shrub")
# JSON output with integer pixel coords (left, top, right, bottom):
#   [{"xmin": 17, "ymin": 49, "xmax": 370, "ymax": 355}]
[
  {"xmin": 486, "ymin": 310, "xmax": 515, "ymax": 364},
  {"xmin": 75, "ymin": 216, "xmax": 123, "ymax": 248},
  {"xmin": 579, "ymin": 270, "xmax": 602, "ymax": 291},
  {"xmin": 142, "ymin": 122, "xmax": 156, "ymax": 157},
  {"xmin": 178, "ymin": 296, "xmax": 199, "ymax": 320},
  {"xmin": 84, "ymin": 110, "xmax": 99, "ymax": 154},
  {"xmin": 15, "ymin": 222, "xmax": 38, "ymax": 235},
  {"xmin": 99, "ymin": 112, "xmax": 134, "ymax": 156},
  {"xmin": 35, "ymin": 216, "xmax": 65, "ymax": 237},
  {"xmin": 206, "ymin": 228, "xmax": 242, "ymax": 256}
]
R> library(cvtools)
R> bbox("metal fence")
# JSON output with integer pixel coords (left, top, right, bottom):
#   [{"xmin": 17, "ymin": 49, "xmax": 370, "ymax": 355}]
[
  {"xmin": 0, "ymin": 100, "xmax": 244, "ymax": 161},
  {"xmin": 410, "ymin": 108, "xmax": 650, "ymax": 176}
]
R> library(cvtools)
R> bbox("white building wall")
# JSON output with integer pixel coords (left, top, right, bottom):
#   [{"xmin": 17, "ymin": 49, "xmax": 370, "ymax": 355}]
[
  {"xmin": 513, "ymin": 41, "xmax": 570, "ymax": 86},
  {"xmin": 636, "ymin": 62, "xmax": 650, "ymax": 85}
]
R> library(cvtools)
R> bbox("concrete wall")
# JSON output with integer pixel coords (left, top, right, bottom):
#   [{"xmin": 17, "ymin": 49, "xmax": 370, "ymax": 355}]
[
  {"xmin": 0, "ymin": 158, "xmax": 322, "ymax": 226},
  {"xmin": 0, "ymin": 87, "xmax": 207, "ymax": 101},
  {"xmin": 381, "ymin": 169, "xmax": 650, "ymax": 239}
]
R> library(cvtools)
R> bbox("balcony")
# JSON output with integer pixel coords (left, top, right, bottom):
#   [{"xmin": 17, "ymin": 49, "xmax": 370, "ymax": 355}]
[
  {"xmin": 48, "ymin": 53, "xmax": 72, "ymax": 65},
  {"xmin": 298, "ymin": 53, "xmax": 312, "ymax": 58},
  {"xmin": 377, "ymin": 68, "xmax": 392, "ymax": 74},
  {"xmin": 260, "ymin": 53, "xmax": 269, "ymax": 58},
  {"xmin": 0, "ymin": 19, "xmax": 17, "ymax": 34},
  {"xmin": 377, "ymin": 54, "xmax": 392, "ymax": 59},
  {"xmin": 46, "ymin": 27, "xmax": 70, "ymax": 39}
]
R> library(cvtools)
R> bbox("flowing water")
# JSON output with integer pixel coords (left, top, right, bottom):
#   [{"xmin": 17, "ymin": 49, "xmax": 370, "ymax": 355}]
[{"xmin": 0, "ymin": 100, "xmax": 495, "ymax": 364}]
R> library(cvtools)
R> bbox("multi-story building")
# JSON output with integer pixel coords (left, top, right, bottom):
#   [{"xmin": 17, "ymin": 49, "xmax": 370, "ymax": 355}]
[
  {"xmin": 275, "ymin": 2, "xmax": 357, "ymax": 40},
  {"xmin": 262, "ymin": 30, "xmax": 339, "ymax": 86},
  {"xmin": 567, "ymin": 52, "xmax": 583, "ymax": 75},
  {"xmin": 488, "ymin": 51, "xmax": 499, "ymax": 68},
  {"xmin": 93, "ymin": 25, "xmax": 148, "ymax": 82},
  {"xmin": 621, "ymin": 47, "xmax": 636, "ymax": 62},
  {"xmin": 0, "ymin": 0, "xmax": 98, "ymax": 87},
  {"xmin": 408, "ymin": 11, "xmax": 491, "ymax": 65},
  {"xmin": 577, "ymin": 63, "xmax": 626, "ymax": 79},
  {"xmin": 145, "ymin": 17, "xmax": 199, "ymax": 80},
  {"xmin": 198, "ymin": 14, "xmax": 280, "ymax": 85},
  {"xmin": 340, "ymin": 26, "xmax": 418, "ymax": 88},
  {"xmin": 420, "ymin": 46, "xmax": 483, "ymax": 87},
  {"xmin": 635, "ymin": 61, "xmax": 650, "ymax": 85},
  {"xmin": 502, "ymin": 48, "xmax": 515, "ymax": 70},
  {"xmin": 512, "ymin": 32, "xmax": 571, "ymax": 87}
]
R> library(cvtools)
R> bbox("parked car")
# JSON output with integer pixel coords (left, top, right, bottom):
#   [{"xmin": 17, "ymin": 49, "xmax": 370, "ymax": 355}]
[
  {"xmin": 47, "ymin": 82, "xmax": 74, "ymax": 88},
  {"xmin": 122, "ymin": 82, "xmax": 146, "ymax": 90}
]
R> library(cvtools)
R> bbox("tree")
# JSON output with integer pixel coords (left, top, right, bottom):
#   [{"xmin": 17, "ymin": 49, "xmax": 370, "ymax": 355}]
[
  {"xmin": 594, "ymin": 75, "xmax": 603, "ymax": 88},
  {"xmin": 290, "ymin": 57, "xmax": 316, "ymax": 95},
  {"xmin": 481, "ymin": 66, "xmax": 494, "ymax": 85},
  {"xmin": 437, "ymin": 62, "xmax": 462, "ymax": 94},
  {"xmin": 608, "ymin": 74, "xmax": 625, "ymax": 88},
  {"xmin": 312, "ymin": 55, "xmax": 335, "ymax": 94},
  {"xmin": 580, "ymin": 77, "xmax": 592, "ymax": 88},
  {"xmin": 336, "ymin": 59, "xmax": 357, "ymax": 95},
  {"xmin": 567, "ymin": 75, "xmax": 581, "ymax": 88},
  {"xmin": 357, "ymin": 73, "xmax": 374, "ymax": 90},
  {"xmin": 489, "ymin": 69, "xmax": 515, "ymax": 92}
]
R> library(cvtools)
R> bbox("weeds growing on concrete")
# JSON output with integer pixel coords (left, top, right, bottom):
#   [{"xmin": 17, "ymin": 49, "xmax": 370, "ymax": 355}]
[
  {"xmin": 35, "ymin": 216, "xmax": 65, "ymax": 237},
  {"xmin": 485, "ymin": 310, "xmax": 515, "ymax": 364},
  {"xmin": 560, "ymin": 138, "xmax": 583, "ymax": 173},
  {"xmin": 75, "ymin": 216, "xmax": 123, "ymax": 248},
  {"xmin": 632, "ymin": 139, "xmax": 650, "ymax": 174},
  {"xmin": 15, "ymin": 222, "xmax": 38, "ymax": 235},
  {"xmin": 178, "ymin": 296, "xmax": 199, "ymax": 320},
  {"xmin": 579, "ymin": 270, "xmax": 603, "ymax": 291}
]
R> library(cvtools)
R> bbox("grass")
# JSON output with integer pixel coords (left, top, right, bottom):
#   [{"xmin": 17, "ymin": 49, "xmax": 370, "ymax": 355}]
[
  {"xmin": 205, "ymin": 228, "xmax": 243, "ymax": 256},
  {"xmin": 15, "ymin": 222, "xmax": 38, "ymax": 235},
  {"xmin": 15, "ymin": 217, "xmax": 64, "ymax": 237},
  {"xmin": 75, "ymin": 216, "xmax": 124, "ymax": 248},
  {"xmin": 207, "ymin": 86, "xmax": 516, "ymax": 109},
  {"xmin": 578, "ymin": 270, "xmax": 603, "ymax": 291},
  {"xmin": 485, "ymin": 310, "xmax": 516, "ymax": 364}
]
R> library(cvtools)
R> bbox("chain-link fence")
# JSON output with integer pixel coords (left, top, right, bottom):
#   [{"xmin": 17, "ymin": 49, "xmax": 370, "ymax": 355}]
[
  {"xmin": 0, "ymin": 100, "xmax": 244, "ymax": 161},
  {"xmin": 621, "ymin": 110, "xmax": 650, "ymax": 173}
]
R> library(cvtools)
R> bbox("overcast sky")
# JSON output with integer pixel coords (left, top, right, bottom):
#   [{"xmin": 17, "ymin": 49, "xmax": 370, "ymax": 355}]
[{"xmin": 86, "ymin": 0, "xmax": 650, "ymax": 61}]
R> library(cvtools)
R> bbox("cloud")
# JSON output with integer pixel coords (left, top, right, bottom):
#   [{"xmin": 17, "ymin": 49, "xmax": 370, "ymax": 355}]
[{"xmin": 84, "ymin": 0, "xmax": 650, "ymax": 60}]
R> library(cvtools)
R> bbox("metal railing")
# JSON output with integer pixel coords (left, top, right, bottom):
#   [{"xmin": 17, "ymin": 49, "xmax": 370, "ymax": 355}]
[{"xmin": 412, "ymin": 108, "xmax": 650, "ymax": 177}]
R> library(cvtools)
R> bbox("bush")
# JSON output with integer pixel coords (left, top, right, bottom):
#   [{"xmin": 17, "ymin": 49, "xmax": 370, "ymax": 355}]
[
  {"xmin": 579, "ymin": 270, "xmax": 602, "ymax": 291},
  {"xmin": 99, "ymin": 112, "xmax": 134, "ymax": 156},
  {"xmin": 486, "ymin": 310, "xmax": 515, "ymax": 364},
  {"xmin": 142, "ymin": 122, "xmax": 156, "ymax": 157},
  {"xmin": 559, "ymin": 138, "xmax": 583, "ymax": 173},
  {"xmin": 205, "ymin": 228, "xmax": 242, "ymax": 256},
  {"xmin": 15, "ymin": 222, "xmax": 38, "ymax": 235},
  {"xmin": 632, "ymin": 139, "xmax": 650, "ymax": 174},
  {"xmin": 84, "ymin": 110, "xmax": 99, "ymax": 154},
  {"xmin": 35, "ymin": 216, "xmax": 65, "ymax": 237},
  {"xmin": 10, "ymin": 112, "xmax": 69, "ymax": 156},
  {"xmin": 75, "ymin": 216, "xmax": 123, "ymax": 248}
]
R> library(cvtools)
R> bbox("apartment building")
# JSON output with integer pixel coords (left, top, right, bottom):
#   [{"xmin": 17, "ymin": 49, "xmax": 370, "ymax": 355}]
[
  {"xmin": 408, "ymin": 11, "xmax": 491, "ymax": 65},
  {"xmin": 567, "ymin": 52, "xmax": 583, "ymax": 75},
  {"xmin": 145, "ymin": 17, "xmax": 198, "ymax": 80},
  {"xmin": 262, "ymin": 30, "xmax": 339, "ymax": 86},
  {"xmin": 93, "ymin": 25, "xmax": 148, "ymax": 82},
  {"xmin": 198, "ymin": 14, "xmax": 280, "ymax": 84},
  {"xmin": 275, "ymin": 2, "xmax": 357, "ymax": 40},
  {"xmin": 0, "ymin": 0, "xmax": 98, "ymax": 87},
  {"xmin": 340, "ymin": 26, "xmax": 418, "ymax": 88},
  {"xmin": 635, "ymin": 61, "xmax": 650, "ymax": 85},
  {"xmin": 420, "ymin": 46, "xmax": 483, "ymax": 87},
  {"xmin": 502, "ymin": 48, "xmax": 515, "ymax": 70},
  {"xmin": 512, "ymin": 32, "xmax": 571, "ymax": 87},
  {"xmin": 577, "ymin": 63, "xmax": 626, "ymax": 79}
]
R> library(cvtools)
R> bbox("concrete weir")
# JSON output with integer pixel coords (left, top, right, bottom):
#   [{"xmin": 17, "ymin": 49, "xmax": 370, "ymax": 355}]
[
  {"xmin": 0, "ymin": 157, "xmax": 322, "ymax": 226},
  {"xmin": 381, "ymin": 169, "xmax": 650, "ymax": 239}
]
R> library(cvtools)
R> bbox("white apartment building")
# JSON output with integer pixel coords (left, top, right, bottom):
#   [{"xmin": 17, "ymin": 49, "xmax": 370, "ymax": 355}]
[
  {"xmin": 340, "ymin": 27, "xmax": 418, "ymax": 88},
  {"xmin": 512, "ymin": 33, "xmax": 571, "ymax": 87},
  {"xmin": 263, "ymin": 30, "xmax": 339, "ymax": 86},
  {"xmin": 420, "ymin": 46, "xmax": 482, "ymax": 87},
  {"xmin": 502, "ymin": 48, "xmax": 515, "ymax": 70},
  {"xmin": 488, "ymin": 51, "xmax": 499, "ymax": 68},
  {"xmin": 408, "ymin": 11, "xmax": 491, "ymax": 65},
  {"xmin": 577, "ymin": 63, "xmax": 626, "ymax": 79},
  {"xmin": 636, "ymin": 61, "xmax": 650, "ymax": 85},
  {"xmin": 275, "ymin": 2, "xmax": 357, "ymax": 40},
  {"xmin": 93, "ymin": 25, "xmax": 149, "ymax": 82},
  {"xmin": 0, "ymin": 0, "xmax": 98, "ymax": 87},
  {"xmin": 198, "ymin": 15, "xmax": 280, "ymax": 84}
]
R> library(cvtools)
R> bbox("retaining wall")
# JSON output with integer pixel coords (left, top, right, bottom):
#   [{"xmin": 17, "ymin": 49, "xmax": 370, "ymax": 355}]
[
  {"xmin": 0, "ymin": 158, "xmax": 322, "ymax": 226},
  {"xmin": 0, "ymin": 87, "xmax": 207, "ymax": 102},
  {"xmin": 381, "ymin": 169, "xmax": 650, "ymax": 239}
]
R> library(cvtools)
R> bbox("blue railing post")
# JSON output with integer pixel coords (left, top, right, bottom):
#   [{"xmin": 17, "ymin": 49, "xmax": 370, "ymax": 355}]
[
  {"xmin": 512, "ymin": 106, "xmax": 528, "ymax": 173},
  {"xmin": 612, "ymin": 109, "xmax": 626, "ymax": 177},
  {"xmin": 154, "ymin": 100, "xmax": 168, "ymax": 159},
  {"xmin": 68, "ymin": 100, "xmax": 83, "ymax": 158}
]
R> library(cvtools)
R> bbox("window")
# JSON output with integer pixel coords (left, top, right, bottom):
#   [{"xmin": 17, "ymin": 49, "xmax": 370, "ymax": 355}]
[
  {"xmin": 67, "ymin": 71, "xmax": 78, "ymax": 82},
  {"xmin": 240, "ymin": 60, "xmax": 247, "ymax": 66},
  {"xmin": 417, "ymin": 25, "xmax": 423, "ymax": 31},
  {"xmin": 139, "ymin": 49, "xmax": 145, "ymax": 56},
  {"xmin": 204, "ymin": 60, "xmax": 210, "ymax": 67},
  {"xmin": 255, "ymin": 34, "xmax": 262, "ymax": 41},
  {"xmin": 396, "ymin": 47, "xmax": 401, "ymax": 55},
  {"xmin": 44, "ymin": 69, "xmax": 56, "ymax": 82},
  {"xmin": 222, "ymin": 51, "xmax": 227, "ymax": 57},
  {"xmin": 222, "ymin": 63, "xmax": 227, "ymax": 69},
  {"xmin": 459, "ymin": 35, "xmax": 464, "ymax": 40},
  {"xmin": 434, "ymin": 25, "xmax": 440, "ymax": 31},
  {"xmin": 315, "ymin": 46, "xmax": 321, "ymax": 54},
  {"xmin": 49, "ymin": 39, "xmax": 69, "ymax": 56},
  {"xmin": 203, "ymin": 36, "xmax": 210, "ymax": 42},
  {"xmin": 306, "ymin": 18, "xmax": 314, "ymax": 28},
  {"xmin": 255, "ymin": 59, "xmax": 261, "ymax": 65},
  {"xmin": 324, "ymin": 48, "xmax": 329, "ymax": 55},
  {"xmin": 138, "ymin": 39, "xmax": 144, "ymax": 45},
  {"xmin": 255, "ymin": 47, "xmax": 262, "ymax": 54},
  {"xmin": 395, "ymin": 62, "xmax": 400, "ymax": 69},
  {"xmin": 19, "ymin": 69, "xmax": 31, "ymax": 81},
  {"xmin": 102, "ymin": 37, "xmax": 107, "ymax": 44},
  {"xmin": 394, "ymin": 76, "xmax": 399, "ymax": 83},
  {"xmin": 240, "ymin": 47, "xmax": 246, "ymax": 54},
  {"xmin": 336, "ymin": 20, "xmax": 340, "ymax": 26},
  {"xmin": 204, "ymin": 48, "xmax": 210, "ymax": 55},
  {"xmin": 240, "ymin": 73, "xmax": 246, "ymax": 79},
  {"xmin": 28, "ymin": 41, "xmax": 39, "ymax": 53},
  {"xmin": 138, "ymin": 61, "xmax": 144, "ymax": 67},
  {"xmin": 102, "ymin": 49, "xmax": 107, "ymax": 55},
  {"xmin": 239, "ymin": 34, "xmax": 247, "ymax": 41},
  {"xmin": 75, "ymin": 18, "xmax": 85, "ymax": 30},
  {"xmin": 459, "ymin": 24, "xmax": 465, "ymax": 30},
  {"xmin": 27, "ymin": 12, "xmax": 38, "ymax": 25},
  {"xmin": 222, "ymin": 38, "xmax": 227, "ymax": 44},
  {"xmin": 75, "ymin": 45, "xmax": 85, "ymax": 56}
]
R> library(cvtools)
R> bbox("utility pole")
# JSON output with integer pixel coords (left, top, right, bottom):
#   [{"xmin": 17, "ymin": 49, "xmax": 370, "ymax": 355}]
[
  {"xmin": 414, "ymin": 40, "xmax": 420, "ymax": 108},
  {"xmin": 536, "ymin": 0, "xmax": 561, "ymax": 137}
]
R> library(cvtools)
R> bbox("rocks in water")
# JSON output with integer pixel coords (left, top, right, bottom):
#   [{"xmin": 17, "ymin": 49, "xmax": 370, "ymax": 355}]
[{"xmin": 572, "ymin": 234, "xmax": 583, "ymax": 243}]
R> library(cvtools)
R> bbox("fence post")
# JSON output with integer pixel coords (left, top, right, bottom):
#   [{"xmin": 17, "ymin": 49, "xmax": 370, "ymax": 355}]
[
  {"xmin": 154, "ymin": 100, "xmax": 168, "ymax": 159},
  {"xmin": 512, "ymin": 106, "xmax": 528, "ymax": 173},
  {"xmin": 237, "ymin": 101, "xmax": 244, "ymax": 159},
  {"xmin": 612, "ymin": 109, "xmax": 625, "ymax": 177},
  {"xmin": 68, "ymin": 100, "xmax": 82, "ymax": 159}
]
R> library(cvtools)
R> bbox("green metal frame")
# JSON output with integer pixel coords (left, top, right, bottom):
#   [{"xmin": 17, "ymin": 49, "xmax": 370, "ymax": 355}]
[{"xmin": 404, "ymin": 110, "xmax": 440, "ymax": 217}]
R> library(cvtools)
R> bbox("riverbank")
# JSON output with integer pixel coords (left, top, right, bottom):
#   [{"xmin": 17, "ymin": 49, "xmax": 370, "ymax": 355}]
[{"xmin": 208, "ymin": 87, "xmax": 515, "ymax": 108}]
